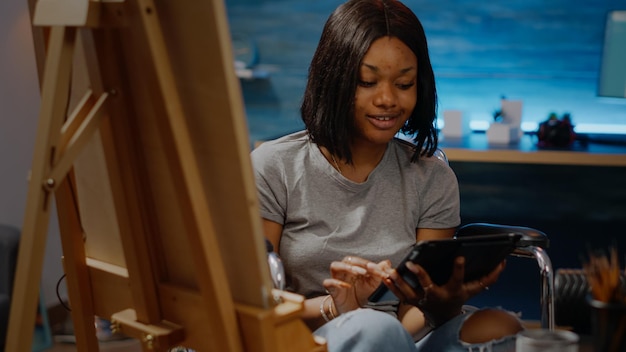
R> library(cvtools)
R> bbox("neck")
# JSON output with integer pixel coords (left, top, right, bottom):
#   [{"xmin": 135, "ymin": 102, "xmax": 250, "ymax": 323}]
[
  {"xmin": 320, "ymin": 142, "xmax": 388, "ymax": 183},
  {"xmin": 349, "ymin": 141, "xmax": 387, "ymax": 167}
]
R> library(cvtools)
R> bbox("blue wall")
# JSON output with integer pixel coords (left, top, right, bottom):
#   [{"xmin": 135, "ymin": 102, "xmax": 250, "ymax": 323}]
[{"xmin": 225, "ymin": 0, "xmax": 626, "ymax": 143}]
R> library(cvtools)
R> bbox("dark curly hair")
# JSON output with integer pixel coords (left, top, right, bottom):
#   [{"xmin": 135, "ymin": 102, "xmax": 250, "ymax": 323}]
[{"xmin": 301, "ymin": 0, "xmax": 438, "ymax": 163}]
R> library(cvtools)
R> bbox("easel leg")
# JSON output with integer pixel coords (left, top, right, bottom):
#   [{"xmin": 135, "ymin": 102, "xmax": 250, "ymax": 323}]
[
  {"xmin": 56, "ymin": 173, "xmax": 100, "ymax": 351},
  {"xmin": 5, "ymin": 26, "xmax": 85, "ymax": 352}
]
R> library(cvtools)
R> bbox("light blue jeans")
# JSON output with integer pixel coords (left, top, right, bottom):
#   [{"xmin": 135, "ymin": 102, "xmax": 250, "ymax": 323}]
[{"xmin": 314, "ymin": 307, "xmax": 519, "ymax": 352}]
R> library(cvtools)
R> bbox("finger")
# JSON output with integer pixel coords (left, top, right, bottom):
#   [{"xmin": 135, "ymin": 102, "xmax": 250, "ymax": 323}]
[
  {"xmin": 379, "ymin": 259, "xmax": 392, "ymax": 270},
  {"xmin": 466, "ymin": 261, "xmax": 506, "ymax": 295},
  {"xmin": 481, "ymin": 260, "xmax": 506, "ymax": 287},
  {"xmin": 478, "ymin": 280, "xmax": 489, "ymax": 291},
  {"xmin": 330, "ymin": 261, "xmax": 368, "ymax": 276},
  {"xmin": 342, "ymin": 256, "xmax": 371, "ymax": 268},
  {"xmin": 383, "ymin": 277, "xmax": 409, "ymax": 303},
  {"xmin": 329, "ymin": 262, "xmax": 352, "ymax": 282},
  {"xmin": 366, "ymin": 262, "xmax": 391, "ymax": 279},
  {"xmin": 323, "ymin": 278, "xmax": 351, "ymax": 291},
  {"xmin": 448, "ymin": 256, "xmax": 466, "ymax": 287},
  {"xmin": 406, "ymin": 262, "xmax": 434, "ymax": 293},
  {"xmin": 389, "ymin": 267, "xmax": 421, "ymax": 302},
  {"xmin": 464, "ymin": 278, "xmax": 486, "ymax": 296}
]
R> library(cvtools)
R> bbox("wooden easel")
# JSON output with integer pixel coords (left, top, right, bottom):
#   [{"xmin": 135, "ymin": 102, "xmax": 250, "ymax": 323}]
[{"xmin": 6, "ymin": 0, "xmax": 326, "ymax": 351}]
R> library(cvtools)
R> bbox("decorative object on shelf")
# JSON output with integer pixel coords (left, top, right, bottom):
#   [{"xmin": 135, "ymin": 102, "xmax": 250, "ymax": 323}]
[
  {"xmin": 486, "ymin": 97, "xmax": 523, "ymax": 144},
  {"xmin": 442, "ymin": 110, "xmax": 469, "ymax": 139},
  {"xmin": 232, "ymin": 33, "xmax": 270, "ymax": 80},
  {"xmin": 536, "ymin": 112, "xmax": 576, "ymax": 148},
  {"xmin": 492, "ymin": 95, "xmax": 506, "ymax": 123}
]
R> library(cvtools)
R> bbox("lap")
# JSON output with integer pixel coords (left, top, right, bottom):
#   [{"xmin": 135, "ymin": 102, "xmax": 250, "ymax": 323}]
[
  {"xmin": 315, "ymin": 306, "xmax": 522, "ymax": 352},
  {"xmin": 314, "ymin": 309, "xmax": 416, "ymax": 352}
]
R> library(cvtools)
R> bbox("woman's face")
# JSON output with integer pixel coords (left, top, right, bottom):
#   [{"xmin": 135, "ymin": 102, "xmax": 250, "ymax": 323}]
[{"xmin": 353, "ymin": 36, "xmax": 417, "ymax": 146}]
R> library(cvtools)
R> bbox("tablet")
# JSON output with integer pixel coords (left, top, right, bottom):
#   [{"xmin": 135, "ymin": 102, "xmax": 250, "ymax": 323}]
[{"xmin": 369, "ymin": 233, "xmax": 522, "ymax": 302}]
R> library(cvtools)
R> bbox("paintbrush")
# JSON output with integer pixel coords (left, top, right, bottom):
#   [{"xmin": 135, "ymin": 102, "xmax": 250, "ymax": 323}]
[{"xmin": 583, "ymin": 246, "xmax": 624, "ymax": 304}]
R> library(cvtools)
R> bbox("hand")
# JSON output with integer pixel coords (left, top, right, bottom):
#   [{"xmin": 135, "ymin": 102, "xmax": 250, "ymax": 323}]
[
  {"xmin": 383, "ymin": 257, "xmax": 505, "ymax": 326},
  {"xmin": 322, "ymin": 256, "xmax": 387, "ymax": 314}
]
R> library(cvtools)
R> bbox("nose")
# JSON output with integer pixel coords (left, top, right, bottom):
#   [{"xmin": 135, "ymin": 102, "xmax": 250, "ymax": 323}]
[{"xmin": 373, "ymin": 82, "xmax": 397, "ymax": 108}]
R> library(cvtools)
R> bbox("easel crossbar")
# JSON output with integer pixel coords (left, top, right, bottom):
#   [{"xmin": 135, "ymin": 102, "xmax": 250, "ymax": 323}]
[{"xmin": 47, "ymin": 91, "xmax": 108, "ymax": 191}]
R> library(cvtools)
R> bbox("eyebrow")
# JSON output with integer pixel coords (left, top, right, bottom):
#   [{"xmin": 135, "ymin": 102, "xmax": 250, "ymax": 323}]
[{"xmin": 362, "ymin": 63, "xmax": 416, "ymax": 74}]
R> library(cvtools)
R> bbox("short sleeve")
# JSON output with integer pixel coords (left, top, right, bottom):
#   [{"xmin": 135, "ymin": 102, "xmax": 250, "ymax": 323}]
[
  {"xmin": 250, "ymin": 144, "xmax": 287, "ymax": 225},
  {"xmin": 417, "ymin": 159, "xmax": 461, "ymax": 229}
]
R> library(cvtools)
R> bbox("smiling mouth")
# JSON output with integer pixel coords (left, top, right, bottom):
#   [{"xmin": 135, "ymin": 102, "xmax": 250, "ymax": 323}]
[
  {"xmin": 370, "ymin": 114, "xmax": 399, "ymax": 121},
  {"xmin": 368, "ymin": 114, "xmax": 401, "ymax": 130},
  {"xmin": 369, "ymin": 114, "xmax": 401, "ymax": 122}
]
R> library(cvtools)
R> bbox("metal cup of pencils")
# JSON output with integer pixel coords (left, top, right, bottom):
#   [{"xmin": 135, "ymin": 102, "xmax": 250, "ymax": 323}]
[
  {"xmin": 583, "ymin": 247, "xmax": 626, "ymax": 352},
  {"xmin": 587, "ymin": 298, "xmax": 626, "ymax": 352},
  {"xmin": 516, "ymin": 329, "xmax": 579, "ymax": 352}
]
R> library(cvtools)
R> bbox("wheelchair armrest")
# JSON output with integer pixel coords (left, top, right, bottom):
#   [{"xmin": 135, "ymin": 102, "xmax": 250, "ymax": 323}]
[
  {"xmin": 0, "ymin": 224, "xmax": 20, "ymax": 349},
  {"xmin": 0, "ymin": 224, "xmax": 20, "ymax": 296},
  {"xmin": 264, "ymin": 238, "xmax": 286, "ymax": 291},
  {"xmin": 456, "ymin": 222, "xmax": 549, "ymax": 249}
]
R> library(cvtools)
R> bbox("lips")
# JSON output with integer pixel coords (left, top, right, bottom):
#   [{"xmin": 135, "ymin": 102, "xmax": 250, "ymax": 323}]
[{"xmin": 368, "ymin": 114, "xmax": 400, "ymax": 129}]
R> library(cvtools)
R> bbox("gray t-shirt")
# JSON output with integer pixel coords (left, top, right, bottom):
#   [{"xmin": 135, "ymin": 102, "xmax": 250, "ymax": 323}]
[{"xmin": 251, "ymin": 130, "xmax": 460, "ymax": 299}]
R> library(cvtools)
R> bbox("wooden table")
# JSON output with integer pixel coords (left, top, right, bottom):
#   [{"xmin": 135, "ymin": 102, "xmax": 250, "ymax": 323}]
[{"xmin": 439, "ymin": 133, "xmax": 626, "ymax": 166}]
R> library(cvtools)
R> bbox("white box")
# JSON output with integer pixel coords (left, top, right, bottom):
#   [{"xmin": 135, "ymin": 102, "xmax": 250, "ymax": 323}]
[
  {"xmin": 442, "ymin": 110, "xmax": 469, "ymax": 138},
  {"xmin": 486, "ymin": 123, "xmax": 521, "ymax": 144},
  {"xmin": 500, "ymin": 100, "xmax": 523, "ymax": 127}
]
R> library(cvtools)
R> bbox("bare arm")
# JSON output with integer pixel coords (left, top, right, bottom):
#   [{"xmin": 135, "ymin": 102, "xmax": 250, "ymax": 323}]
[
  {"xmin": 262, "ymin": 218, "xmax": 283, "ymax": 253},
  {"xmin": 416, "ymin": 227, "xmax": 456, "ymax": 242},
  {"xmin": 261, "ymin": 218, "xmax": 333, "ymax": 331}
]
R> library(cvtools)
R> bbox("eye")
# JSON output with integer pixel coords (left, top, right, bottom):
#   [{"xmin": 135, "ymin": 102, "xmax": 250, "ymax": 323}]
[
  {"xmin": 397, "ymin": 82, "xmax": 415, "ymax": 90},
  {"xmin": 358, "ymin": 80, "xmax": 376, "ymax": 88}
]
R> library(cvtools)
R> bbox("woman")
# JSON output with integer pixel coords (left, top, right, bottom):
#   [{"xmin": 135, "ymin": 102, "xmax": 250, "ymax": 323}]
[{"xmin": 251, "ymin": 0, "xmax": 523, "ymax": 350}]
